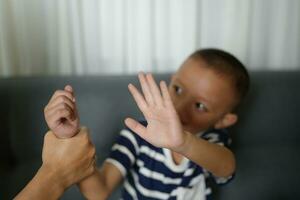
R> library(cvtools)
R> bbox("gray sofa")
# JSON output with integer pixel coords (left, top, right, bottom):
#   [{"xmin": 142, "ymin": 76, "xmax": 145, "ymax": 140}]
[{"xmin": 0, "ymin": 71, "xmax": 299, "ymax": 200}]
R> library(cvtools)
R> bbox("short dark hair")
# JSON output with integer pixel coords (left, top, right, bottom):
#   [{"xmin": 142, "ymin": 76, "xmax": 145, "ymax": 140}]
[{"xmin": 189, "ymin": 48, "xmax": 250, "ymax": 107}]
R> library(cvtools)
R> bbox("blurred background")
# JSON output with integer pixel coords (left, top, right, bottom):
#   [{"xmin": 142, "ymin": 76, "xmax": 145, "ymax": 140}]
[{"xmin": 0, "ymin": 0, "xmax": 299, "ymax": 77}]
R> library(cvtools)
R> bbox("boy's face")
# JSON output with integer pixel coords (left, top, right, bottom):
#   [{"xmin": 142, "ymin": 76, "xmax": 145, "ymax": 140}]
[{"xmin": 168, "ymin": 58, "xmax": 238, "ymax": 134}]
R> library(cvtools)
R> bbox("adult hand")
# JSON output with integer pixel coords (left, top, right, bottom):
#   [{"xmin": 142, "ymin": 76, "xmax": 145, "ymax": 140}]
[
  {"xmin": 42, "ymin": 127, "xmax": 96, "ymax": 189},
  {"xmin": 44, "ymin": 85, "xmax": 80, "ymax": 138},
  {"xmin": 14, "ymin": 128, "xmax": 96, "ymax": 200}
]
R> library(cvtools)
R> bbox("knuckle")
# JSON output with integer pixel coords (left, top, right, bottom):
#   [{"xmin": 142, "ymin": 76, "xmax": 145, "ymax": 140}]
[
  {"xmin": 83, "ymin": 132, "xmax": 89, "ymax": 140},
  {"xmin": 66, "ymin": 109, "xmax": 71, "ymax": 115},
  {"xmin": 44, "ymin": 132, "xmax": 50, "ymax": 140},
  {"xmin": 61, "ymin": 103, "xmax": 68, "ymax": 110},
  {"xmin": 54, "ymin": 90, "xmax": 61, "ymax": 96},
  {"xmin": 56, "ymin": 109, "xmax": 62, "ymax": 115},
  {"xmin": 58, "ymin": 96, "xmax": 66, "ymax": 102},
  {"xmin": 81, "ymin": 126, "xmax": 89, "ymax": 133},
  {"xmin": 57, "ymin": 109, "xmax": 66, "ymax": 115},
  {"xmin": 44, "ymin": 131, "xmax": 52, "ymax": 140},
  {"xmin": 88, "ymin": 166, "xmax": 95, "ymax": 176},
  {"xmin": 84, "ymin": 138, "xmax": 90, "ymax": 147},
  {"xmin": 79, "ymin": 133, "xmax": 89, "ymax": 146},
  {"xmin": 90, "ymin": 147, "xmax": 96, "ymax": 157},
  {"xmin": 66, "ymin": 93, "xmax": 73, "ymax": 100}
]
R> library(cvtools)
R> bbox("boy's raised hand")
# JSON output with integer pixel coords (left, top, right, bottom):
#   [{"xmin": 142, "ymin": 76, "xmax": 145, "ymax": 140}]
[
  {"xmin": 125, "ymin": 73, "xmax": 186, "ymax": 152},
  {"xmin": 44, "ymin": 85, "xmax": 80, "ymax": 138}
]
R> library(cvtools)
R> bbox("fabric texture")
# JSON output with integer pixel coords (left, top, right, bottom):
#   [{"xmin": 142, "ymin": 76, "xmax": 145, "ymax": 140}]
[
  {"xmin": 106, "ymin": 120, "xmax": 233, "ymax": 200},
  {"xmin": 1, "ymin": 1, "xmax": 300, "ymax": 77}
]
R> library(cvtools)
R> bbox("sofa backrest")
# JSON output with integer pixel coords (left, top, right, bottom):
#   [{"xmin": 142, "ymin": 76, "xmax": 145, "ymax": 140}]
[
  {"xmin": 0, "ymin": 75, "xmax": 169, "ymax": 164},
  {"xmin": 0, "ymin": 71, "xmax": 300, "ymax": 199},
  {"xmin": 219, "ymin": 71, "xmax": 300, "ymax": 199}
]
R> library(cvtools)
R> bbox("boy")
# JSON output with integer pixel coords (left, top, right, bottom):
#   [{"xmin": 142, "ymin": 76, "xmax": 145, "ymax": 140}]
[{"xmin": 44, "ymin": 48, "xmax": 249, "ymax": 199}]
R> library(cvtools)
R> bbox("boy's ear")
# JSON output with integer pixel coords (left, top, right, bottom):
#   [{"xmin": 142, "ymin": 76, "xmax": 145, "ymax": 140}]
[{"xmin": 214, "ymin": 113, "xmax": 238, "ymax": 129}]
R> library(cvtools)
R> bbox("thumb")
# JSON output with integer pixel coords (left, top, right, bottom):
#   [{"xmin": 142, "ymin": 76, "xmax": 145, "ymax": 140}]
[
  {"xmin": 64, "ymin": 85, "xmax": 74, "ymax": 95},
  {"xmin": 124, "ymin": 118, "xmax": 146, "ymax": 139}
]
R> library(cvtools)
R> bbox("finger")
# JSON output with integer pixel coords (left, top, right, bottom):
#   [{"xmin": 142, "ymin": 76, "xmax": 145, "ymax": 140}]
[
  {"xmin": 64, "ymin": 85, "xmax": 73, "ymax": 93},
  {"xmin": 88, "ymin": 145, "xmax": 96, "ymax": 161},
  {"xmin": 87, "ymin": 157, "xmax": 96, "ymax": 176},
  {"xmin": 124, "ymin": 118, "xmax": 147, "ymax": 139},
  {"xmin": 47, "ymin": 107, "xmax": 75, "ymax": 126},
  {"xmin": 64, "ymin": 85, "xmax": 80, "ymax": 121},
  {"xmin": 160, "ymin": 81, "xmax": 174, "ymax": 107},
  {"xmin": 94, "ymin": 155, "xmax": 98, "ymax": 164},
  {"xmin": 46, "ymin": 102, "xmax": 76, "ymax": 121},
  {"xmin": 77, "ymin": 127, "xmax": 90, "ymax": 140},
  {"xmin": 49, "ymin": 90, "xmax": 74, "ymax": 103},
  {"xmin": 128, "ymin": 83, "xmax": 148, "ymax": 113},
  {"xmin": 78, "ymin": 126, "xmax": 89, "ymax": 135},
  {"xmin": 73, "ymin": 100, "xmax": 80, "ymax": 122},
  {"xmin": 46, "ymin": 95, "xmax": 75, "ymax": 113},
  {"xmin": 64, "ymin": 85, "xmax": 76, "ymax": 102},
  {"xmin": 48, "ymin": 108, "xmax": 74, "ymax": 125},
  {"xmin": 44, "ymin": 130, "xmax": 55, "ymax": 140},
  {"xmin": 146, "ymin": 73, "xmax": 164, "ymax": 106},
  {"xmin": 138, "ymin": 72, "xmax": 155, "ymax": 106}
]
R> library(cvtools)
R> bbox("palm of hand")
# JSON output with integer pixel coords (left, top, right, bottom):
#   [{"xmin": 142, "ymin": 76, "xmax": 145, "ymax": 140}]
[
  {"xmin": 126, "ymin": 73, "xmax": 185, "ymax": 151},
  {"xmin": 144, "ymin": 108, "xmax": 184, "ymax": 149}
]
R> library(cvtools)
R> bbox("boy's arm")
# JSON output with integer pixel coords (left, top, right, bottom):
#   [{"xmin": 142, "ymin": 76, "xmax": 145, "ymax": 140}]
[
  {"xmin": 176, "ymin": 131, "xmax": 235, "ymax": 177},
  {"xmin": 125, "ymin": 73, "xmax": 235, "ymax": 178},
  {"xmin": 78, "ymin": 162, "xmax": 123, "ymax": 200}
]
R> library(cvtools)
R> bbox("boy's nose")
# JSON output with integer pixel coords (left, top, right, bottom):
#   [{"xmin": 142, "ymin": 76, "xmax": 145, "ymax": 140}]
[{"xmin": 175, "ymin": 101, "xmax": 190, "ymax": 125}]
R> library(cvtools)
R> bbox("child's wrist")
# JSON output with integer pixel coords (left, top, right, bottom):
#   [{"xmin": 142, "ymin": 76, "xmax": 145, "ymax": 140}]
[
  {"xmin": 52, "ymin": 126, "xmax": 80, "ymax": 139},
  {"xmin": 173, "ymin": 131, "xmax": 194, "ymax": 155}
]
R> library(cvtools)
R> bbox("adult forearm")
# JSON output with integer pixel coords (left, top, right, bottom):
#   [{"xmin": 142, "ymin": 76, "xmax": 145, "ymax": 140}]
[
  {"xmin": 14, "ymin": 165, "xmax": 66, "ymax": 200},
  {"xmin": 177, "ymin": 132, "xmax": 236, "ymax": 177}
]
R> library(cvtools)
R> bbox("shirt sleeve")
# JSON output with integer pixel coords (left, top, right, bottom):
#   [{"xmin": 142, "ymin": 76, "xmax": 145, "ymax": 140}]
[
  {"xmin": 105, "ymin": 128, "xmax": 140, "ymax": 177},
  {"xmin": 201, "ymin": 129, "xmax": 234, "ymax": 185}
]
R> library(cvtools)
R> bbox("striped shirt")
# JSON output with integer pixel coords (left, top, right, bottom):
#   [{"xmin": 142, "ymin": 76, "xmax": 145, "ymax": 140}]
[{"xmin": 106, "ymin": 121, "xmax": 233, "ymax": 200}]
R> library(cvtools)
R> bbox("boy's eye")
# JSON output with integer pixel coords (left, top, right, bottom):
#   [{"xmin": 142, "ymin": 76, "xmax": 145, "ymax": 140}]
[
  {"xmin": 196, "ymin": 102, "xmax": 207, "ymax": 112},
  {"xmin": 173, "ymin": 85, "xmax": 183, "ymax": 95}
]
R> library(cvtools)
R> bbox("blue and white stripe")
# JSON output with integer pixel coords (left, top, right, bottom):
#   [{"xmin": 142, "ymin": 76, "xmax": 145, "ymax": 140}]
[{"xmin": 106, "ymin": 126, "xmax": 233, "ymax": 199}]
